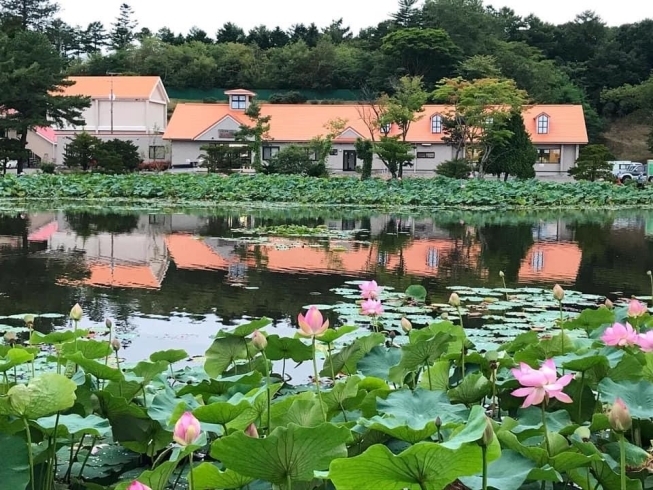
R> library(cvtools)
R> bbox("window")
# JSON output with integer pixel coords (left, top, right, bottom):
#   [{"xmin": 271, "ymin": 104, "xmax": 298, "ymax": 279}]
[
  {"xmin": 262, "ymin": 146, "xmax": 279, "ymax": 160},
  {"xmin": 148, "ymin": 146, "xmax": 166, "ymax": 160},
  {"xmin": 536, "ymin": 114, "xmax": 549, "ymax": 134},
  {"xmin": 377, "ymin": 251, "xmax": 389, "ymax": 266},
  {"xmin": 416, "ymin": 152, "xmax": 435, "ymax": 159},
  {"xmin": 531, "ymin": 250, "xmax": 544, "ymax": 272},
  {"xmin": 230, "ymin": 95, "xmax": 247, "ymax": 109},
  {"xmin": 329, "ymin": 148, "xmax": 338, "ymax": 156},
  {"xmin": 426, "ymin": 247, "xmax": 439, "ymax": 268},
  {"xmin": 431, "ymin": 115, "xmax": 442, "ymax": 134},
  {"xmin": 485, "ymin": 117, "xmax": 494, "ymax": 126},
  {"xmin": 381, "ymin": 123, "xmax": 391, "ymax": 134},
  {"xmin": 536, "ymin": 148, "xmax": 561, "ymax": 163},
  {"xmin": 304, "ymin": 148, "xmax": 317, "ymax": 161}
]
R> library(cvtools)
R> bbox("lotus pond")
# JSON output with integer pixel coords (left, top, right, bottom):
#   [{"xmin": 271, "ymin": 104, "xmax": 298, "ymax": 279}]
[{"xmin": 3, "ymin": 205, "xmax": 653, "ymax": 489}]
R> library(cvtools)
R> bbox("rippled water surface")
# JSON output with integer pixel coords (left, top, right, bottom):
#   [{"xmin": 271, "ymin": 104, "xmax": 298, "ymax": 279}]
[{"xmin": 1, "ymin": 207, "xmax": 651, "ymax": 361}]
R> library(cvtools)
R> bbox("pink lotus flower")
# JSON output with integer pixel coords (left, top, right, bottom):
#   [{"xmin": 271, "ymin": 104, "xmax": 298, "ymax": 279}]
[
  {"xmin": 511, "ymin": 359, "xmax": 573, "ymax": 408},
  {"xmin": 361, "ymin": 299, "xmax": 384, "ymax": 316},
  {"xmin": 173, "ymin": 411, "xmax": 201, "ymax": 446},
  {"xmin": 245, "ymin": 423, "xmax": 259, "ymax": 438},
  {"xmin": 638, "ymin": 331, "xmax": 653, "ymax": 352},
  {"xmin": 359, "ymin": 280, "xmax": 381, "ymax": 299},
  {"xmin": 127, "ymin": 482, "xmax": 152, "ymax": 490},
  {"xmin": 601, "ymin": 322, "xmax": 638, "ymax": 347},
  {"xmin": 628, "ymin": 299, "xmax": 648, "ymax": 317},
  {"xmin": 298, "ymin": 306, "xmax": 329, "ymax": 337}
]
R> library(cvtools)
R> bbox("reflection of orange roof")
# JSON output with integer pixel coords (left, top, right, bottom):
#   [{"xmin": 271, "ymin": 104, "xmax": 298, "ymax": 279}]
[
  {"xmin": 164, "ymin": 102, "xmax": 588, "ymax": 144},
  {"xmin": 165, "ymin": 234, "xmax": 228, "ymax": 270},
  {"xmin": 61, "ymin": 76, "xmax": 166, "ymax": 100},
  {"xmin": 28, "ymin": 221, "xmax": 58, "ymax": 242},
  {"xmin": 58, "ymin": 264, "xmax": 160, "ymax": 289},
  {"xmin": 518, "ymin": 242, "xmax": 582, "ymax": 283}
]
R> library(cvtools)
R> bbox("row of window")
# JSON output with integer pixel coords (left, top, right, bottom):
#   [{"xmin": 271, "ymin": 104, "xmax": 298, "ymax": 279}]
[{"xmin": 385, "ymin": 113, "xmax": 550, "ymax": 135}]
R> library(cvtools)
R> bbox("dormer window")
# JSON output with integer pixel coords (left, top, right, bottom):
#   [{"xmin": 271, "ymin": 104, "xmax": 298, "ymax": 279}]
[
  {"xmin": 485, "ymin": 117, "xmax": 494, "ymax": 126},
  {"xmin": 431, "ymin": 114, "xmax": 442, "ymax": 134},
  {"xmin": 231, "ymin": 95, "xmax": 247, "ymax": 109},
  {"xmin": 381, "ymin": 123, "xmax": 391, "ymax": 135},
  {"xmin": 536, "ymin": 114, "xmax": 549, "ymax": 134},
  {"xmin": 224, "ymin": 89, "xmax": 256, "ymax": 111}
]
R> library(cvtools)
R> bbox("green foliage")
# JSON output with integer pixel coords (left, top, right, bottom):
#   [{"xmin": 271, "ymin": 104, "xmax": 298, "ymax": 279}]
[
  {"xmin": 264, "ymin": 145, "xmax": 327, "ymax": 177},
  {"xmin": 354, "ymin": 138, "xmax": 373, "ymax": 180},
  {"xmin": 436, "ymin": 158, "xmax": 472, "ymax": 179},
  {"xmin": 648, "ymin": 125, "xmax": 653, "ymax": 155},
  {"xmin": 63, "ymin": 132, "xmax": 101, "ymax": 171},
  {"xmin": 64, "ymin": 134, "xmax": 141, "ymax": 174},
  {"xmin": 568, "ymin": 144, "xmax": 615, "ymax": 182},
  {"xmin": 374, "ymin": 137, "xmax": 414, "ymax": 179},
  {"xmin": 39, "ymin": 162, "xmax": 56, "ymax": 174},
  {"xmin": 199, "ymin": 144, "xmax": 242, "ymax": 174},
  {"xmin": 234, "ymin": 99, "xmax": 271, "ymax": 170},
  {"xmin": 486, "ymin": 112, "xmax": 537, "ymax": 180}
]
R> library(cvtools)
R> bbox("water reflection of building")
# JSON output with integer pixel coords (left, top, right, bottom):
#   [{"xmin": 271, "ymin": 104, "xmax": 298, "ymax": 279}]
[{"xmin": 18, "ymin": 213, "xmax": 586, "ymax": 289}]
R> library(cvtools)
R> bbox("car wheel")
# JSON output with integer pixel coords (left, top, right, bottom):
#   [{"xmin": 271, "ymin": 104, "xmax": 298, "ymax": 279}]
[{"xmin": 621, "ymin": 176, "xmax": 631, "ymax": 183}]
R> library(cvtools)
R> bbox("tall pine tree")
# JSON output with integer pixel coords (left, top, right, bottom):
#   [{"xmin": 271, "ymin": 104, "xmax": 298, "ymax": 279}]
[
  {"xmin": 0, "ymin": 0, "xmax": 58, "ymax": 31},
  {"xmin": 110, "ymin": 3, "xmax": 137, "ymax": 51}
]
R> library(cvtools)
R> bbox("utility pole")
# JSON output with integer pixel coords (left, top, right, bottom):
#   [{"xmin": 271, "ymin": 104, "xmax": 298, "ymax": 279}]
[{"xmin": 107, "ymin": 72, "xmax": 119, "ymax": 134}]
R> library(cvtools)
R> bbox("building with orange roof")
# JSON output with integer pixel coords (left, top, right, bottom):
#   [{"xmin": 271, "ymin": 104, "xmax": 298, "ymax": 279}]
[
  {"xmin": 163, "ymin": 89, "xmax": 588, "ymax": 176},
  {"xmin": 17, "ymin": 76, "xmax": 170, "ymax": 165}
]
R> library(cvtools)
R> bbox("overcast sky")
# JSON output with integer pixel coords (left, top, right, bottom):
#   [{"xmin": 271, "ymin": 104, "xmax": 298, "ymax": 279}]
[{"xmin": 57, "ymin": 0, "xmax": 653, "ymax": 33}]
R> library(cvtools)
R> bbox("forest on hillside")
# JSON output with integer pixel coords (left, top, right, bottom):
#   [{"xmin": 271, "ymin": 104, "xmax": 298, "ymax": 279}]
[{"xmin": 1, "ymin": 0, "xmax": 653, "ymax": 154}]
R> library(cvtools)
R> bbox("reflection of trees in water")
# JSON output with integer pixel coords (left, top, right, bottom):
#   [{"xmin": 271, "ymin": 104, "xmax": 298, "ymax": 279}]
[
  {"xmin": 478, "ymin": 224, "xmax": 534, "ymax": 283},
  {"xmin": 65, "ymin": 212, "xmax": 139, "ymax": 238}
]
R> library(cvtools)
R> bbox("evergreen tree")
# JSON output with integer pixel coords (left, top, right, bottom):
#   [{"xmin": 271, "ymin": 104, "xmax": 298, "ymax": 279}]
[
  {"xmin": 392, "ymin": 0, "xmax": 422, "ymax": 28},
  {"xmin": 648, "ymin": 125, "xmax": 653, "ymax": 155},
  {"xmin": 0, "ymin": 0, "xmax": 58, "ymax": 31},
  {"xmin": 82, "ymin": 21, "xmax": 107, "ymax": 53},
  {"xmin": 355, "ymin": 138, "xmax": 373, "ymax": 180},
  {"xmin": 63, "ymin": 132, "xmax": 101, "ymax": 170},
  {"xmin": 568, "ymin": 144, "xmax": 615, "ymax": 181},
  {"xmin": 110, "ymin": 3, "xmax": 137, "ymax": 51},
  {"xmin": 235, "ymin": 99, "xmax": 271, "ymax": 171},
  {"xmin": 486, "ymin": 112, "xmax": 537, "ymax": 180},
  {"xmin": 0, "ymin": 30, "xmax": 89, "ymax": 173}
]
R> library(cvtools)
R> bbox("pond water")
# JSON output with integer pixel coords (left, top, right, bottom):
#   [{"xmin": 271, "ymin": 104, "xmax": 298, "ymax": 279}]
[{"xmin": 1, "ymin": 207, "xmax": 652, "ymax": 365}]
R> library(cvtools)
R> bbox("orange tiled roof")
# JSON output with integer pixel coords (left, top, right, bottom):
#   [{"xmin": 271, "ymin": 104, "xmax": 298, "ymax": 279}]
[
  {"xmin": 61, "ymin": 76, "xmax": 164, "ymax": 99},
  {"xmin": 58, "ymin": 264, "xmax": 160, "ymax": 289},
  {"xmin": 163, "ymin": 102, "xmax": 588, "ymax": 145},
  {"xmin": 518, "ymin": 242, "xmax": 582, "ymax": 283}
]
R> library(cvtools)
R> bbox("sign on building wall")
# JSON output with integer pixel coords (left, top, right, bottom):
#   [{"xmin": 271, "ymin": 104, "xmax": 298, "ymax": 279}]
[{"xmin": 218, "ymin": 130, "xmax": 236, "ymax": 139}]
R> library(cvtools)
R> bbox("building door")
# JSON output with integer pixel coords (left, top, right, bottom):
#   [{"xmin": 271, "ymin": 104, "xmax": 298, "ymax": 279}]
[{"xmin": 343, "ymin": 150, "xmax": 357, "ymax": 171}]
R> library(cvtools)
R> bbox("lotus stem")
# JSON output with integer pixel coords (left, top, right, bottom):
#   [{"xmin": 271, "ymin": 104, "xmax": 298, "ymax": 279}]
[
  {"xmin": 620, "ymin": 432, "xmax": 627, "ymax": 490},
  {"xmin": 46, "ymin": 412, "xmax": 61, "ymax": 490},
  {"xmin": 425, "ymin": 362, "xmax": 432, "ymax": 390},
  {"xmin": 456, "ymin": 305, "xmax": 466, "ymax": 377},
  {"xmin": 287, "ymin": 473, "xmax": 292, "ymax": 490},
  {"xmin": 104, "ymin": 324, "xmax": 112, "ymax": 367},
  {"xmin": 327, "ymin": 343, "xmax": 337, "ymax": 381},
  {"xmin": 312, "ymin": 337, "xmax": 327, "ymax": 422},
  {"xmin": 77, "ymin": 435, "xmax": 97, "ymax": 478},
  {"xmin": 558, "ymin": 300, "xmax": 565, "ymax": 356},
  {"xmin": 501, "ymin": 275, "xmax": 508, "ymax": 301},
  {"xmin": 577, "ymin": 372, "xmax": 585, "ymax": 422},
  {"xmin": 482, "ymin": 445, "xmax": 488, "ymax": 490},
  {"xmin": 23, "ymin": 418, "xmax": 35, "ymax": 490},
  {"xmin": 541, "ymin": 401, "xmax": 551, "ymax": 456},
  {"xmin": 262, "ymin": 351, "xmax": 272, "ymax": 435},
  {"xmin": 188, "ymin": 453, "xmax": 195, "ymax": 490},
  {"xmin": 649, "ymin": 272, "xmax": 653, "ymax": 306},
  {"xmin": 73, "ymin": 319, "xmax": 78, "ymax": 352}
]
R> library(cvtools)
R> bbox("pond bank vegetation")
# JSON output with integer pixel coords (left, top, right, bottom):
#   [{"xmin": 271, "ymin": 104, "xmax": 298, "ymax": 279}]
[{"xmin": 1, "ymin": 174, "xmax": 653, "ymax": 209}]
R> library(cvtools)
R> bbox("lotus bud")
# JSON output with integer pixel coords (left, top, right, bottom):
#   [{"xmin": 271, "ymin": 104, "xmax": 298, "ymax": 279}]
[
  {"xmin": 478, "ymin": 417, "xmax": 494, "ymax": 447},
  {"xmin": 69, "ymin": 303, "xmax": 83, "ymax": 322},
  {"xmin": 401, "ymin": 317, "xmax": 412, "ymax": 333},
  {"xmin": 388, "ymin": 330, "xmax": 396, "ymax": 340},
  {"xmin": 90, "ymin": 393, "xmax": 100, "ymax": 412},
  {"xmin": 499, "ymin": 271, "xmax": 504, "ymax": 278},
  {"xmin": 609, "ymin": 398, "xmax": 632, "ymax": 433},
  {"xmin": 105, "ymin": 318, "xmax": 113, "ymax": 329},
  {"xmin": 441, "ymin": 312, "xmax": 449, "ymax": 320},
  {"xmin": 604, "ymin": 298, "xmax": 614, "ymax": 309},
  {"xmin": 111, "ymin": 339, "xmax": 121, "ymax": 352},
  {"xmin": 23, "ymin": 314, "xmax": 34, "ymax": 328},
  {"xmin": 553, "ymin": 284, "xmax": 565, "ymax": 302},
  {"xmin": 127, "ymin": 481, "xmax": 152, "ymax": 490},
  {"xmin": 435, "ymin": 416, "xmax": 442, "ymax": 428},
  {"xmin": 173, "ymin": 411, "xmax": 201, "ymax": 446},
  {"xmin": 4, "ymin": 331, "xmax": 16, "ymax": 344},
  {"xmin": 245, "ymin": 423, "xmax": 259, "ymax": 438},
  {"xmin": 485, "ymin": 351, "xmax": 498, "ymax": 362},
  {"xmin": 251, "ymin": 330, "xmax": 267, "ymax": 351},
  {"xmin": 449, "ymin": 292, "xmax": 461, "ymax": 307},
  {"xmin": 574, "ymin": 426, "xmax": 591, "ymax": 442}
]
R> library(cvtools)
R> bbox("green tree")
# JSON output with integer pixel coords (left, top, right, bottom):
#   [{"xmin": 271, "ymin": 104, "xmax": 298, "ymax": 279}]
[
  {"xmin": 433, "ymin": 77, "xmax": 528, "ymax": 177},
  {"xmin": 391, "ymin": 0, "xmax": 422, "ymax": 27},
  {"xmin": 381, "ymin": 28, "xmax": 461, "ymax": 84},
  {"xmin": 436, "ymin": 158, "xmax": 472, "ymax": 178},
  {"xmin": 235, "ymin": 99, "xmax": 271, "ymax": 171},
  {"xmin": 0, "ymin": 0, "xmax": 58, "ymax": 31},
  {"xmin": 264, "ymin": 145, "xmax": 326, "ymax": 176},
  {"xmin": 568, "ymin": 144, "xmax": 615, "ymax": 181},
  {"xmin": 215, "ymin": 22, "xmax": 245, "ymax": 44},
  {"xmin": 458, "ymin": 55, "xmax": 501, "ymax": 80},
  {"xmin": 82, "ymin": 21, "xmax": 108, "ymax": 54},
  {"xmin": 110, "ymin": 3, "xmax": 137, "ymax": 51},
  {"xmin": 100, "ymin": 139, "xmax": 141, "ymax": 172},
  {"xmin": 354, "ymin": 138, "xmax": 373, "ymax": 179},
  {"xmin": 0, "ymin": 30, "xmax": 89, "ymax": 173},
  {"xmin": 486, "ymin": 112, "xmax": 537, "ymax": 180},
  {"xmin": 374, "ymin": 136, "xmax": 414, "ymax": 178},
  {"xmin": 63, "ymin": 132, "xmax": 101, "ymax": 170},
  {"xmin": 648, "ymin": 126, "xmax": 653, "ymax": 155},
  {"xmin": 199, "ymin": 144, "xmax": 239, "ymax": 174}
]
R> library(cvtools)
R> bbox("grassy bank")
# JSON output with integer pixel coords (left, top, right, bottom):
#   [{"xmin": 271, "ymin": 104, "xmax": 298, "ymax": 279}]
[{"xmin": 0, "ymin": 173, "xmax": 651, "ymax": 208}]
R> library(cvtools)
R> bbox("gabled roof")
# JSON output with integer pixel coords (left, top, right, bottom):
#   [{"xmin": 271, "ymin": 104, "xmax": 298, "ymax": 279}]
[
  {"xmin": 61, "ymin": 76, "xmax": 169, "ymax": 101},
  {"xmin": 163, "ymin": 102, "xmax": 589, "ymax": 145}
]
